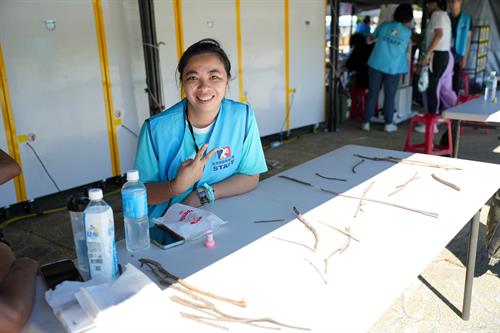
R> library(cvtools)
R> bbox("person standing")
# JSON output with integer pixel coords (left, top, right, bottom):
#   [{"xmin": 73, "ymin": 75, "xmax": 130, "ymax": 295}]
[
  {"xmin": 448, "ymin": 0, "xmax": 472, "ymax": 94},
  {"xmin": 361, "ymin": 4, "xmax": 413, "ymax": 133},
  {"xmin": 355, "ymin": 16, "xmax": 372, "ymax": 39}
]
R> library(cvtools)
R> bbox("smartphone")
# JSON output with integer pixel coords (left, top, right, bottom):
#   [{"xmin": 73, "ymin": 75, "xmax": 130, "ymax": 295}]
[
  {"xmin": 40, "ymin": 259, "xmax": 83, "ymax": 290},
  {"xmin": 150, "ymin": 224, "xmax": 185, "ymax": 249}
]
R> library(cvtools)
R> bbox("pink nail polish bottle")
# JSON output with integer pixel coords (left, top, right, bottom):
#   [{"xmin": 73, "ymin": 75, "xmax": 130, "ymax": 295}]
[{"xmin": 205, "ymin": 231, "xmax": 215, "ymax": 248}]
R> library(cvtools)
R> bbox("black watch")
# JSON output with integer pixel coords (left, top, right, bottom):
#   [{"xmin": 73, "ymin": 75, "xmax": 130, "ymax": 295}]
[{"xmin": 196, "ymin": 187, "xmax": 209, "ymax": 206}]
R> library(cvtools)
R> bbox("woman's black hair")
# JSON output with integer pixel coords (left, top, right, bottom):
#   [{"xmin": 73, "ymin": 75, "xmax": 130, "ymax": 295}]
[
  {"xmin": 177, "ymin": 38, "xmax": 231, "ymax": 83},
  {"xmin": 393, "ymin": 4, "xmax": 414, "ymax": 24},
  {"xmin": 428, "ymin": 0, "xmax": 447, "ymax": 11}
]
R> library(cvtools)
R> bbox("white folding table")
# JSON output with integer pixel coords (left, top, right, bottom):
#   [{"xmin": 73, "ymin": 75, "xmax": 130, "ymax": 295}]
[
  {"xmin": 442, "ymin": 91, "xmax": 500, "ymax": 157},
  {"xmin": 23, "ymin": 145, "xmax": 500, "ymax": 332}
]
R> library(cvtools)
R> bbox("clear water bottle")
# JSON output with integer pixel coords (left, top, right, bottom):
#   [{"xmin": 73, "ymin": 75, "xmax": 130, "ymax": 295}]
[
  {"xmin": 122, "ymin": 170, "xmax": 150, "ymax": 252},
  {"xmin": 84, "ymin": 188, "xmax": 119, "ymax": 282},
  {"xmin": 67, "ymin": 193, "xmax": 90, "ymax": 280},
  {"xmin": 484, "ymin": 71, "xmax": 497, "ymax": 102}
]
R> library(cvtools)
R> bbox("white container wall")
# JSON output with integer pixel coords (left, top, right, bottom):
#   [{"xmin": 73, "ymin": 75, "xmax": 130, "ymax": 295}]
[
  {"xmin": 101, "ymin": 0, "xmax": 149, "ymax": 173},
  {"xmin": 0, "ymin": 1, "xmax": 113, "ymax": 201}
]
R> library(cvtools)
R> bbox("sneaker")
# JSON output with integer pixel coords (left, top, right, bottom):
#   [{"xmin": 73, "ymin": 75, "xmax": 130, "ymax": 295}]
[
  {"xmin": 384, "ymin": 123, "xmax": 398, "ymax": 133},
  {"xmin": 361, "ymin": 122, "xmax": 370, "ymax": 131},
  {"xmin": 414, "ymin": 124, "xmax": 438, "ymax": 134}
]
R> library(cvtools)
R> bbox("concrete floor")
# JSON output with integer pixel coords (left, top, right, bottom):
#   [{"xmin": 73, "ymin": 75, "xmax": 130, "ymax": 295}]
[{"xmin": 2, "ymin": 118, "xmax": 499, "ymax": 332}]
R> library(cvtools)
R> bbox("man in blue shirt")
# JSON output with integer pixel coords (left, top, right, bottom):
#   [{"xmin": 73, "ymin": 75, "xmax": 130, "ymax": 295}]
[
  {"xmin": 448, "ymin": 0, "xmax": 472, "ymax": 94},
  {"xmin": 355, "ymin": 16, "xmax": 371, "ymax": 38}
]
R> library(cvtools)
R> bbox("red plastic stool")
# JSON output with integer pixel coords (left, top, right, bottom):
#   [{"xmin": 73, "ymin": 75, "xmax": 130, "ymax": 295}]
[
  {"xmin": 349, "ymin": 88, "xmax": 368, "ymax": 119},
  {"xmin": 404, "ymin": 114, "xmax": 453, "ymax": 156},
  {"xmin": 459, "ymin": 72, "xmax": 470, "ymax": 96}
]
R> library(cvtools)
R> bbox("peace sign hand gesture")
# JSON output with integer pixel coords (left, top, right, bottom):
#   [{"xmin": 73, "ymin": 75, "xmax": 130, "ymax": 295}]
[{"xmin": 171, "ymin": 144, "xmax": 217, "ymax": 194}]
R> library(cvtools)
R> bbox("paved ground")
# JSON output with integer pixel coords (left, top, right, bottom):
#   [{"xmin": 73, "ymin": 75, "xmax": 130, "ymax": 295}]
[{"xmin": 1, "ymin": 118, "xmax": 499, "ymax": 332}]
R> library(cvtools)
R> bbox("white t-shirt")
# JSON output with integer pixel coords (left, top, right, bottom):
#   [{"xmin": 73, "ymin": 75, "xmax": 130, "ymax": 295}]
[{"xmin": 426, "ymin": 10, "xmax": 451, "ymax": 51}]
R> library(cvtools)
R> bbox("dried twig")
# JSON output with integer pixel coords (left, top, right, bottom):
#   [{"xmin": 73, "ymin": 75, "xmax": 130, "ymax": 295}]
[
  {"xmin": 139, "ymin": 258, "xmax": 247, "ymax": 307},
  {"xmin": 318, "ymin": 221, "xmax": 360, "ymax": 242},
  {"xmin": 352, "ymin": 159, "xmax": 365, "ymax": 174},
  {"xmin": 180, "ymin": 312, "xmax": 230, "ymax": 331},
  {"xmin": 353, "ymin": 154, "xmax": 462, "ymax": 171},
  {"xmin": 305, "ymin": 259, "xmax": 328, "ymax": 285},
  {"xmin": 320, "ymin": 188, "xmax": 439, "ymax": 218},
  {"xmin": 324, "ymin": 231, "xmax": 351, "ymax": 274},
  {"xmin": 293, "ymin": 206, "xmax": 320, "ymax": 251},
  {"xmin": 354, "ymin": 181, "xmax": 374, "ymax": 218},
  {"xmin": 278, "ymin": 175, "xmax": 312, "ymax": 186},
  {"xmin": 254, "ymin": 219, "xmax": 285, "ymax": 224},
  {"xmin": 389, "ymin": 172, "xmax": 419, "ymax": 196},
  {"xmin": 171, "ymin": 287, "xmax": 310, "ymax": 331},
  {"xmin": 315, "ymin": 173, "xmax": 347, "ymax": 182},
  {"xmin": 431, "ymin": 173, "xmax": 461, "ymax": 191},
  {"xmin": 272, "ymin": 236, "xmax": 315, "ymax": 253}
]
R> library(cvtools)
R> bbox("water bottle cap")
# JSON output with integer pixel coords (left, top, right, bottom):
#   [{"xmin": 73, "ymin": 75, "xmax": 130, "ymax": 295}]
[
  {"xmin": 126, "ymin": 170, "xmax": 139, "ymax": 181},
  {"xmin": 88, "ymin": 188, "xmax": 103, "ymax": 201}
]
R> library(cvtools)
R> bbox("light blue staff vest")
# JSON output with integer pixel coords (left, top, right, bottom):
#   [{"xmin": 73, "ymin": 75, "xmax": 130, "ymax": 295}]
[
  {"xmin": 144, "ymin": 98, "xmax": 249, "ymax": 216},
  {"xmin": 452, "ymin": 11, "xmax": 471, "ymax": 57}
]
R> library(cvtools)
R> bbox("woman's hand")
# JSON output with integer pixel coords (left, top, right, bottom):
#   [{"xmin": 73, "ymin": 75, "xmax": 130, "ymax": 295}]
[
  {"xmin": 423, "ymin": 53, "xmax": 431, "ymax": 66},
  {"xmin": 172, "ymin": 144, "xmax": 217, "ymax": 194}
]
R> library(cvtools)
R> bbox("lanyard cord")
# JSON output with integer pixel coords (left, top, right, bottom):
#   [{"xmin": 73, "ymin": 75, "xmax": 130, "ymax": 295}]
[{"xmin": 186, "ymin": 117, "xmax": 200, "ymax": 154}]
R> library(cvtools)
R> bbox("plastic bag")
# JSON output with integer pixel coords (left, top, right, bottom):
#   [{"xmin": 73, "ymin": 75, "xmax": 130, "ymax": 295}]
[
  {"xmin": 152, "ymin": 203, "xmax": 227, "ymax": 241},
  {"xmin": 418, "ymin": 66, "xmax": 429, "ymax": 92}
]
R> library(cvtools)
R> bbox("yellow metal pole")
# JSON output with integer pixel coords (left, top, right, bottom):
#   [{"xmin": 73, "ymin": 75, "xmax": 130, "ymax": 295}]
[
  {"xmin": 0, "ymin": 43, "xmax": 27, "ymax": 202},
  {"xmin": 173, "ymin": 0, "xmax": 185, "ymax": 99},
  {"xmin": 284, "ymin": 0, "xmax": 291, "ymax": 131},
  {"xmin": 92, "ymin": 0, "xmax": 121, "ymax": 176},
  {"xmin": 235, "ymin": 0, "xmax": 247, "ymax": 103}
]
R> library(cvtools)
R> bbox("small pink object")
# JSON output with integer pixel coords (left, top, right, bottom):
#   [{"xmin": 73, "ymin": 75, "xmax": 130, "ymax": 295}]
[{"xmin": 204, "ymin": 231, "xmax": 215, "ymax": 248}]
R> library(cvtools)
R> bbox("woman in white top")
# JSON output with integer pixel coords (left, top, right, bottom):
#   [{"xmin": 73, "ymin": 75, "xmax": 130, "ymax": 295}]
[{"xmin": 422, "ymin": 0, "xmax": 456, "ymax": 118}]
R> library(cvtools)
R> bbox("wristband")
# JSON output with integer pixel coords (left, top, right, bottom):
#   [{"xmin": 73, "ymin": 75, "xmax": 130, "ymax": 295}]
[{"xmin": 201, "ymin": 183, "xmax": 215, "ymax": 203}]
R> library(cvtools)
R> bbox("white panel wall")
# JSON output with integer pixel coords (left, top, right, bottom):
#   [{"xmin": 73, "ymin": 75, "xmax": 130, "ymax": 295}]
[
  {"xmin": 102, "ymin": 0, "xmax": 149, "ymax": 173},
  {"xmin": 240, "ymin": 0, "xmax": 286, "ymax": 136},
  {"xmin": 0, "ymin": 1, "xmax": 113, "ymax": 200},
  {"xmin": 154, "ymin": 0, "xmax": 182, "ymax": 109},
  {"xmin": 289, "ymin": 0, "xmax": 325, "ymax": 130}
]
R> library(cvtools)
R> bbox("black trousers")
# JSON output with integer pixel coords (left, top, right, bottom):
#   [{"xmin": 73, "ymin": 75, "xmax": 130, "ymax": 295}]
[{"xmin": 427, "ymin": 51, "xmax": 449, "ymax": 114}]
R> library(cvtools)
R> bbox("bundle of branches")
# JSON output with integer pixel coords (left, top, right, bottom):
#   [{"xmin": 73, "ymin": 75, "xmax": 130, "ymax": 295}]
[{"xmin": 139, "ymin": 258, "xmax": 310, "ymax": 331}]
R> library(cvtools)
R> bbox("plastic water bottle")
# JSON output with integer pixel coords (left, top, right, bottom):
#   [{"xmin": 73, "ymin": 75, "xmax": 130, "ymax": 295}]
[
  {"xmin": 84, "ymin": 188, "xmax": 119, "ymax": 282},
  {"xmin": 67, "ymin": 193, "xmax": 90, "ymax": 280},
  {"xmin": 484, "ymin": 71, "xmax": 497, "ymax": 102},
  {"xmin": 122, "ymin": 170, "xmax": 150, "ymax": 252}
]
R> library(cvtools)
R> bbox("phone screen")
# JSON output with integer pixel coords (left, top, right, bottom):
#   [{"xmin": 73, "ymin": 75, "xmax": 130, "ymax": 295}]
[
  {"xmin": 40, "ymin": 259, "xmax": 83, "ymax": 290},
  {"xmin": 150, "ymin": 224, "xmax": 185, "ymax": 249}
]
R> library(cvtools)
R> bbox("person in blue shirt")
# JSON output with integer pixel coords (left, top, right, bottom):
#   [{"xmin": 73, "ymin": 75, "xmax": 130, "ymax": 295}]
[
  {"xmin": 448, "ymin": 0, "xmax": 472, "ymax": 94},
  {"xmin": 361, "ymin": 4, "xmax": 414, "ymax": 133},
  {"xmin": 355, "ymin": 16, "xmax": 371, "ymax": 39},
  {"xmin": 135, "ymin": 39, "xmax": 268, "ymax": 218}
]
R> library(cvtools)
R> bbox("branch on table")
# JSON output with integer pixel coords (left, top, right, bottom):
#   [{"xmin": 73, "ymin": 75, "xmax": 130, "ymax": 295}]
[
  {"xmin": 353, "ymin": 154, "xmax": 462, "ymax": 171},
  {"xmin": 315, "ymin": 173, "xmax": 347, "ymax": 182},
  {"xmin": 352, "ymin": 159, "xmax": 365, "ymax": 174},
  {"xmin": 389, "ymin": 172, "xmax": 419, "ymax": 196},
  {"xmin": 320, "ymin": 188, "xmax": 439, "ymax": 218},
  {"xmin": 431, "ymin": 173, "xmax": 461, "ymax": 191},
  {"xmin": 278, "ymin": 175, "xmax": 312, "ymax": 186},
  {"xmin": 354, "ymin": 181, "xmax": 374, "ymax": 218},
  {"xmin": 305, "ymin": 258, "xmax": 328, "ymax": 285},
  {"xmin": 324, "ymin": 230, "xmax": 352, "ymax": 274},
  {"xmin": 293, "ymin": 206, "xmax": 320, "ymax": 251},
  {"xmin": 318, "ymin": 221, "xmax": 360, "ymax": 242},
  {"xmin": 139, "ymin": 258, "xmax": 247, "ymax": 308}
]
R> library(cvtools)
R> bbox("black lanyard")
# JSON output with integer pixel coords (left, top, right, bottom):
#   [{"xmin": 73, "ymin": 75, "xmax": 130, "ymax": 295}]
[{"xmin": 186, "ymin": 117, "xmax": 200, "ymax": 153}]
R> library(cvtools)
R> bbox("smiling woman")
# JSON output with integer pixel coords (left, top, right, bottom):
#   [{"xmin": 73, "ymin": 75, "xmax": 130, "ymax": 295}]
[{"xmin": 134, "ymin": 39, "xmax": 268, "ymax": 218}]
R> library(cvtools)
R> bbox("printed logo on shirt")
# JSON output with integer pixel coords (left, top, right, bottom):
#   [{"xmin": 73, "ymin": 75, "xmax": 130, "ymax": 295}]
[
  {"xmin": 391, "ymin": 29, "xmax": 399, "ymax": 36},
  {"xmin": 217, "ymin": 146, "xmax": 231, "ymax": 159},
  {"xmin": 212, "ymin": 146, "xmax": 235, "ymax": 172}
]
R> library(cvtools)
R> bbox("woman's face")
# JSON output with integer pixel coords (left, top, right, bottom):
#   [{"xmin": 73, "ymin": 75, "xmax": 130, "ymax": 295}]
[
  {"xmin": 426, "ymin": 2, "xmax": 438, "ymax": 13},
  {"xmin": 182, "ymin": 52, "xmax": 228, "ymax": 117}
]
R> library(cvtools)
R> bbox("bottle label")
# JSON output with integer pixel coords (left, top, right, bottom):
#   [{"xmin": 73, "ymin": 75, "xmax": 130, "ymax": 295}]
[
  {"xmin": 122, "ymin": 189, "xmax": 148, "ymax": 218},
  {"xmin": 84, "ymin": 207, "xmax": 118, "ymax": 281}
]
